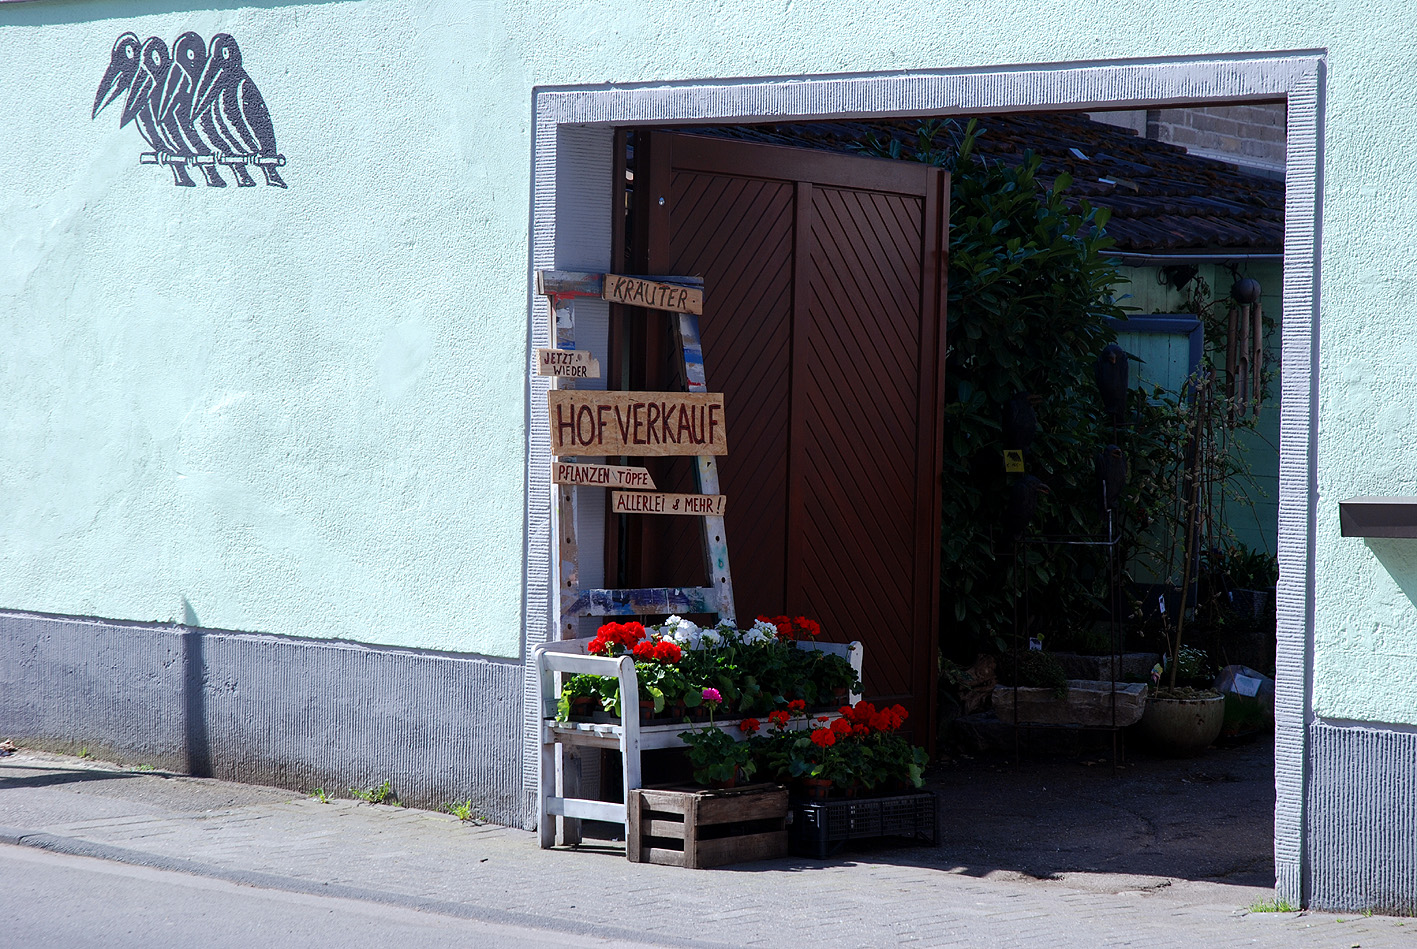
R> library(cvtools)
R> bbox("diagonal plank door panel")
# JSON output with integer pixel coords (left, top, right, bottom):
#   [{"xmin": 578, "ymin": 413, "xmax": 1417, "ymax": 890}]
[{"xmin": 626, "ymin": 131, "xmax": 947, "ymax": 744}]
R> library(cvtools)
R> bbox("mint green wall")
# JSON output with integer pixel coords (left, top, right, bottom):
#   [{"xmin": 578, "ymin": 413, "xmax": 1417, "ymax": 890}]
[
  {"xmin": 0, "ymin": 2, "xmax": 531, "ymax": 655},
  {"xmin": 1, "ymin": 2, "xmax": 1413, "ymax": 719}
]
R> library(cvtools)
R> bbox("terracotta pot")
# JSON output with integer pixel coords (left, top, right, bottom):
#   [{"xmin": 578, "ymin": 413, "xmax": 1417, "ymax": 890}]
[
  {"xmin": 569, "ymin": 696, "xmax": 595, "ymax": 720},
  {"xmin": 639, "ymin": 700, "xmax": 656, "ymax": 723},
  {"xmin": 800, "ymin": 777, "xmax": 832, "ymax": 801},
  {"xmin": 1139, "ymin": 692, "xmax": 1225, "ymax": 756}
]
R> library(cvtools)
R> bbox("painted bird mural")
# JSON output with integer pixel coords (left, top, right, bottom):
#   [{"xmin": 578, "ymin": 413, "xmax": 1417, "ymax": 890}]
[{"xmin": 92, "ymin": 31, "xmax": 287, "ymax": 188}]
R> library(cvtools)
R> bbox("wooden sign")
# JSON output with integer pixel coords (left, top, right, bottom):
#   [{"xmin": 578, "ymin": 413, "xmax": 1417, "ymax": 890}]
[
  {"xmin": 612, "ymin": 491, "xmax": 726, "ymax": 516},
  {"xmin": 553, "ymin": 462, "xmax": 657, "ymax": 490},
  {"xmin": 536, "ymin": 348, "xmax": 601, "ymax": 379},
  {"xmin": 602, "ymin": 274, "xmax": 703, "ymax": 315},
  {"xmin": 548, "ymin": 390, "xmax": 727, "ymax": 456}
]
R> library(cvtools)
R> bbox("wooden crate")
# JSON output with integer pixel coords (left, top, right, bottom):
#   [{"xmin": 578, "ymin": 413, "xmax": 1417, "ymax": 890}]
[{"xmin": 627, "ymin": 784, "xmax": 788, "ymax": 868}]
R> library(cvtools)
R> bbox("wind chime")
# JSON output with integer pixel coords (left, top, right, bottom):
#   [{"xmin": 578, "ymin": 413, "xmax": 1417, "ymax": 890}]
[{"xmin": 1225, "ymin": 276, "xmax": 1265, "ymax": 420}]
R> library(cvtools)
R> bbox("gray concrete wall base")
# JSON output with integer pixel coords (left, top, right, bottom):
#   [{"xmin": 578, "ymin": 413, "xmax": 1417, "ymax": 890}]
[
  {"xmin": 0, "ymin": 611, "xmax": 525, "ymax": 827},
  {"xmin": 1308, "ymin": 720, "xmax": 1417, "ymax": 913}
]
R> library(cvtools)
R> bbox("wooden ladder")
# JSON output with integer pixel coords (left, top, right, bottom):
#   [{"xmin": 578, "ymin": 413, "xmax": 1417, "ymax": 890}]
[{"xmin": 536, "ymin": 270, "xmax": 737, "ymax": 635}]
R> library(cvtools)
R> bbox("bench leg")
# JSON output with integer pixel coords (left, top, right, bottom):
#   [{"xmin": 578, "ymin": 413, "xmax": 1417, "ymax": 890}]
[
  {"xmin": 561, "ymin": 746, "xmax": 583, "ymax": 846},
  {"xmin": 539, "ymin": 735, "xmax": 556, "ymax": 849}
]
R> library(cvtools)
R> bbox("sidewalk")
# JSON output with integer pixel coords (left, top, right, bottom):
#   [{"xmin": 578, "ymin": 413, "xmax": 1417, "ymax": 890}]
[{"xmin": 1, "ymin": 747, "xmax": 1410, "ymax": 948}]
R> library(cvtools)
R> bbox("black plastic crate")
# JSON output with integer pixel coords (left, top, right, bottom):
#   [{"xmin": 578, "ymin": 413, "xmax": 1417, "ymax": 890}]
[{"xmin": 788, "ymin": 791, "xmax": 937, "ymax": 858}]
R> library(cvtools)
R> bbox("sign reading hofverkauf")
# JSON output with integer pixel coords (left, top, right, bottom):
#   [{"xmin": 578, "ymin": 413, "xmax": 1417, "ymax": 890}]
[{"xmin": 548, "ymin": 390, "xmax": 727, "ymax": 456}]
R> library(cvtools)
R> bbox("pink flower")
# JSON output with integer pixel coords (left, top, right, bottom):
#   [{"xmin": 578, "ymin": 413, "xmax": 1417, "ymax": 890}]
[{"xmin": 702, "ymin": 688, "xmax": 722, "ymax": 704}]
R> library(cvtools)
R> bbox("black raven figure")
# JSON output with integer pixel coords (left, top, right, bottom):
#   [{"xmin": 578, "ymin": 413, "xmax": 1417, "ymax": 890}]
[
  {"xmin": 158, "ymin": 32, "xmax": 226, "ymax": 187},
  {"xmin": 93, "ymin": 33, "xmax": 142, "ymax": 121},
  {"xmin": 1095, "ymin": 343, "xmax": 1131, "ymax": 423},
  {"xmin": 1002, "ymin": 392, "xmax": 1039, "ymax": 452},
  {"xmin": 193, "ymin": 34, "xmax": 286, "ymax": 188},
  {"xmin": 1096, "ymin": 444, "xmax": 1127, "ymax": 514},
  {"xmin": 1003, "ymin": 475, "xmax": 1050, "ymax": 547}
]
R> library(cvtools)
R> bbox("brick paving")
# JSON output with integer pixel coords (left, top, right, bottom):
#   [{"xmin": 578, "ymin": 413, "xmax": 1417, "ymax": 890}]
[{"xmin": 1, "ymin": 749, "xmax": 1412, "ymax": 948}]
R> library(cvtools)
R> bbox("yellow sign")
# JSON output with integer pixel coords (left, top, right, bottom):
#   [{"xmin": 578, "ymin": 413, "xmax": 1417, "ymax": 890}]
[{"xmin": 1004, "ymin": 450, "xmax": 1025, "ymax": 473}]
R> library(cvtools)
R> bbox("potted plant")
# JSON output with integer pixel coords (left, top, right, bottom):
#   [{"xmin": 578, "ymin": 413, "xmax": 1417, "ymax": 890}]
[
  {"xmin": 752, "ymin": 699, "xmax": 926, "ymax": 799},
  {"xmin": 679, "ymin": 688, "xmax": 757, "ymax": 787}
]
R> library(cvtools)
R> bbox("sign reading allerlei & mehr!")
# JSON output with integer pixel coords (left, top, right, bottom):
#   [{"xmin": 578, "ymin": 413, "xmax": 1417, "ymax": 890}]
[
  {"xmin": 553, "ymin": 462, "xmax": 657, "ymax": 490},
  {"xmin": 547, "ymin": 390, "xmax": 727, "ymax": 456},
  {"xmin": 611, "ymin": 491, "xmax": 726, "ymax": 516},
  {"xmin": 602, "ymin": 274, "xmax": 704, "ymax": 315},
  {"xmin": 536, "ymin": 348, "xmax": 601, "ymax": 379}
]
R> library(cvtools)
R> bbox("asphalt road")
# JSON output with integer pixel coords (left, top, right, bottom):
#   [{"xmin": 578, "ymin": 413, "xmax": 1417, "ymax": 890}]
[{"xmin": 0, "ymin": 844, "xmax": 662, "ymax": 949}]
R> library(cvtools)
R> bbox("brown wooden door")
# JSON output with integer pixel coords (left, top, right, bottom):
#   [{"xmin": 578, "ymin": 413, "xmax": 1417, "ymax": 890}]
[{"xmin": 616, "ymin": 130, "xmax": 948, "ymax": 746}]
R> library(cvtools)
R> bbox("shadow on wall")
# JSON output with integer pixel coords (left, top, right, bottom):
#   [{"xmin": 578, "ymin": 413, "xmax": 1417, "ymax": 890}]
[
  {"xmin": 181, "ymin": 598, "xmax": 212, "ymax": 778},
  {"xmin": 1365, "ymin": 539, "xmax": 1417, "ymax": 609},
  {"xmin": 1, "ymin": 0, "xmax": 347, "ymax": 28}
]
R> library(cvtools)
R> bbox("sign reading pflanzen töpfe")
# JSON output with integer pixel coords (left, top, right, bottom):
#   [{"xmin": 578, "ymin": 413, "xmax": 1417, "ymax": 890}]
[
  {"xmin": 553, "ymin": 462, "xmax": 657, "ymax": 490},
  {"xmin": 548, "ymin": 390, "xmax": 727, "ymax": 456},
  {"xmin": 611, "ymin": 491, "xmax": 726, "ymax": 516},
  {"xmin": 602, "ymin": 274, "xmax": 704, "ymax": 315}
]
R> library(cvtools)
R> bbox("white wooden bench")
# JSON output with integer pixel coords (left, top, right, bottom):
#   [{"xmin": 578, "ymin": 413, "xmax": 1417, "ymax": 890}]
[{"xmin": 533, "ymin": 636, "xmax": 863, "ymax": 848}]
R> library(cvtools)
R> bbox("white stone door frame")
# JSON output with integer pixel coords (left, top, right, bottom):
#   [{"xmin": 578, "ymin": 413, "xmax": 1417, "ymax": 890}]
[{"xmin": 524, "ymin": 52, "xmax": 1325, "ymax": 902}]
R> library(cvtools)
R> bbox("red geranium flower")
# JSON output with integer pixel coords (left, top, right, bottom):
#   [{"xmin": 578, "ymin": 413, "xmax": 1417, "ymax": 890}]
[
  {"xmin": 739, "ymin": 718, "xmax": 761, "ymax": 735},
  {"xmin": 810, "ymin": 728, "xmax": 836, "ymax": 748},
  {"xmin": 852, "ymin": 723, "xmax": 870, "ymax": 737},
  {"xmin": 768, "ymin": 710, "xmax": 791, "ymax": 729},
  {"xmin": 654, "ymin": 641, "xmax": 682, "ymax": 664},
  {"xmin": 787, "ymin": 699, "xmax": 806, "ymax": 713},
  {"xmin": 830, "ymin": 717, "xmax": 852, "ymax": 735}
]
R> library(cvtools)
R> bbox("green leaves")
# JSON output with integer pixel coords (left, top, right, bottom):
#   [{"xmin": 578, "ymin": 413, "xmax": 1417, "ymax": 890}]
[{"xmin": 863, "ymin": 119, "xmax": 1140, "ymax": 661}]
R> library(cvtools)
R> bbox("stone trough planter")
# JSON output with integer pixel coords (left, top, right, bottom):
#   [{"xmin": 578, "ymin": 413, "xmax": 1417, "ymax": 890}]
[
  {"xmin": 992, "ymin": 679, "xmax": 1149, "ymax": 728},
  {"xmin": 1138, "ymin": 691, "xmax": 1225, "ymax": 756}
]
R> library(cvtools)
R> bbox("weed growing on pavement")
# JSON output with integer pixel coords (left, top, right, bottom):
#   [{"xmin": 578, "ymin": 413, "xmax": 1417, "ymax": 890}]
[
  {"xmin": 349, "ymin": 779, "xmax": 397, "ymax": 805},
  {"xmin": 79, "ymin": 747, "xmax": 92, "ymax": 759},
  {"xmin": 1248, "ymin": 898, "xmax": 1297, "ymax": 913},
  {"xmin": 311, "ymin": 787, "xmax": 332, "ymax": 804},
  {"xmin": 134, "ymin": 764, "xmax": 154, "ymax": 772},
  {"xmin": 443, "ymin": 800, "xmax": 482, "ymax": 822}
]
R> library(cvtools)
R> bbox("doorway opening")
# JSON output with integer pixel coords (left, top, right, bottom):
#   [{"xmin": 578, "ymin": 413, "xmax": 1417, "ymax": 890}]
[{"xmin": 526, "ymin": 55, "xmax": 1322, "ymax": 902}]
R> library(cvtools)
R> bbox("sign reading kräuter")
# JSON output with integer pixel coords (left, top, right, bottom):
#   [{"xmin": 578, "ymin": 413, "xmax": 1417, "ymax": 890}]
[
  {"xmin": 602, "ymin": 274, "xmax": 704, "ymax": 315},
  {"xmin": 547, "ymin": 390, "xmax": 727, "ymax": 457},
  {"xmin": 611, "ymin": 491, "xmax": 726, "ymax": 516}
]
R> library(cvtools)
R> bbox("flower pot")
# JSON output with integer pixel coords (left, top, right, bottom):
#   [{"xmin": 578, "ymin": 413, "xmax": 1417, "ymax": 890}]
[
  {"xmin": 639, "ymin": 700, "xmax": 656, "ymax": 724},
  {"xmin": 569, "ymin": 696, "xmax": 595, "ymax": 720},
  {"xmin": 1139, "ymin": 692, "xmax": 1225, "ymax": 756},
  {"xmin": 800, "ymin": 777, "xmax": 832, "ymax": 801}
]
